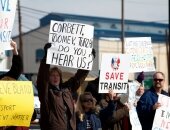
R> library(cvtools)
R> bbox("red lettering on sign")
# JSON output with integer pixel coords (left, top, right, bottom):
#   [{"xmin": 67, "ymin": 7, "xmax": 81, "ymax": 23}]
[{"xmin": 105, "ymin": 72, "xmax": 124, "ymax": 80}]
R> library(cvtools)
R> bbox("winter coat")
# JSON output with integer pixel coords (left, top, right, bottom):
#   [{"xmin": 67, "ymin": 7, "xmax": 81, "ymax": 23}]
[
  {"xmin": 37, "ymin": 57, "xmax": 89, "ymax": 130},
  {"xmin": 76, "ymin": 112, "xmax": 101, "ymax": 130},
  {"xmin": 100, "ymin": 100, "xmax": 130, "ymax": 130},
  {"xmin": 136, "ymin": 87, "xmax": 168, "ymax": 130}
]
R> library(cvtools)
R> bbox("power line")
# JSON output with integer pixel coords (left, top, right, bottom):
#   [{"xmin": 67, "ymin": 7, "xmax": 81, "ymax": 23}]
[
  {"xmin": 21, "ymin": 11, "xmax": 43, "ymax": 19},
  {"xmin": 20, "ymin": 6, "xmax": 49, "ymax": 14},
  {"xmin": 15, "ymin": 6, "xmax": 169, "ymax": 24},
  {"xmin": 22, "ymin": 25, "xmax": 47, "ymax": 36},
  {"xmin": 23, "ymin": 33, "xmax": 47, "ymax": 42}
]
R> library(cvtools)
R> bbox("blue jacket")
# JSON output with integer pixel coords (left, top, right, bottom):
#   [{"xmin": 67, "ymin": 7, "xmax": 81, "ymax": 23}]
[
  {"xmin": 77, "ymin": 112, "xmax": 101, "ymax": 130},
  {"xmin": 136, "ymin": 87, "xmax": 168, "ymax": 130},
  {"xmin": 99, "ymin": 100, "xmax": 130, "ymax": 130}
]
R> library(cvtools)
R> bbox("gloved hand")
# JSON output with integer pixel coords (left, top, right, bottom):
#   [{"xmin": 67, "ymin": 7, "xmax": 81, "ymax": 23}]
[
  {"xmin": 91, "ymin": 48, "xmax": 96, "ymax": 59},
  {"xmin": 44, "ymin": 43, "xmax": 51, "ymax": 56},
  {"xmin": 137, "ymin": 71, "xmax": 144, "ymax": 84}
]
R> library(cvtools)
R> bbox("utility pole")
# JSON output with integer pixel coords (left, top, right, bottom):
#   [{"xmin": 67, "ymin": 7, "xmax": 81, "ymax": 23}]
[
  {"xmin": 166, "ymin": 30, "xmax": 170, "ymax": 85},
  {"xmin": 17, "ymin": 0, "xmax": 23, "ymax": 58},
  {"xmin": 121, "ymin": 0, "xmax": 125, "ymax": 54}
]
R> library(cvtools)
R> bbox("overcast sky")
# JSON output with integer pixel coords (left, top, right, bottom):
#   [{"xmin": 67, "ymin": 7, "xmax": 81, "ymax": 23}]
[
  {"xmin": 12, "ymin": 0, "xmax": 168, "ymax": 36},
  {"xmin": 20, "ymin": 0, "xmax": 168, "ymax": 22}
]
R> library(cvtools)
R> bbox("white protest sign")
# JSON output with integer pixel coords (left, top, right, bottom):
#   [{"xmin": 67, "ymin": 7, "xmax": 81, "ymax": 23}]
[
  {"xmin": 128, "ymin": 82, "xmax": 142, "ymax": 130},
  {"xmin": 47, "ymin": 20, "xmax": 94, "ymax": 70},
  {"xmin": 99, "ymin": 53, "xmax": 130, "ymax": 93},
  {"xmin": 152, "ymin": 94, "xmax": 170, "ymax": 130},
  {"xmin": 0, "ymin": 0, "xmax": 17, "ymax": 50},
  {"xmin": 124, "ymin": 37, "xmax": 155, "ymax": 72},
  {"xmin": 129, "ymin": 107, "xmax": 142, "ymax": 130},
  {"xmin": 128, "ymin": 82, "xmax": 140, "ymax": 107}
]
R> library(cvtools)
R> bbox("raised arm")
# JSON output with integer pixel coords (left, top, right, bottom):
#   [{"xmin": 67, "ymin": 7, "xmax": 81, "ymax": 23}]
[
  {"xmin": 62, "ymin": 49, "xmax": 95, "ymax": 92},
  {"xmin": 63, "ymin": 69, "xmax": 89, "ymax": 92},
  {"xmin": 36, "ymin": 43, "xmax": 51, "ymax": 102},
  {"xmin": 0, "ymin": 40, "xmax": 23, "ymax": 80}
]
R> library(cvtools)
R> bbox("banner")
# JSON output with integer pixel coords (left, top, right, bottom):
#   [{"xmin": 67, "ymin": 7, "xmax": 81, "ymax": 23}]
[
  {"xmin": 99, "ymin": 53, "xmax": 130, "ymax": 93},
  {"xmin": 0, "ymin": 81, "xmax": 34, "ymax": 126},
  {"xmin": 46, "ymin": 20, "xmax": 94, "ymax": 70},
  {"xmin": 0, "ymin": 0, "xmax": 17, "ymax": 50},
  {"xmin": 124, "ymin": 37, "xmax": 155, "ymax": 72}
]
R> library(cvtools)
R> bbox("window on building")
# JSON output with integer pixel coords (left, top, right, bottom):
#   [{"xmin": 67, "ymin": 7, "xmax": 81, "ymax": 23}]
[
  {"xmin": 36, "ymin": 49, "xmax": 44, "ymax": 62},
  {"xmin": 111, "ymin": 24, "xmax": 117, "ymax": 29},
  {"xmin": 158, "ymin": 30, "xmax": 163, "ymax": 34},
  {"xmin": 93, "ymin": 23, "xmax": 100, "ymax": 28}
]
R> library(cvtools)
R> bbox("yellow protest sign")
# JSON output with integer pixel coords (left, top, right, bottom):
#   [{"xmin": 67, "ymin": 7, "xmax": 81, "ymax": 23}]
[{"xmin": 0, "ymin": 81, "xmax": 34, "ymax": 126}]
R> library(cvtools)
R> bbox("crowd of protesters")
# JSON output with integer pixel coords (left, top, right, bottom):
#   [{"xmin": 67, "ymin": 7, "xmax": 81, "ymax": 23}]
[{"xmin": 1, "ymin": 41, "xmax": 170, "ymax": 130}]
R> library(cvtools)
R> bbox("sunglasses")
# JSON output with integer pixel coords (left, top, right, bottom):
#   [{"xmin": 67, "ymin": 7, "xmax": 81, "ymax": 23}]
[
  {"xmin": 154, "ymin": 79, "xmax": 164, "ymax": 82},
  {"xmin": 82, "ymin": 98, "xmax": 93, "ymax": 102}
]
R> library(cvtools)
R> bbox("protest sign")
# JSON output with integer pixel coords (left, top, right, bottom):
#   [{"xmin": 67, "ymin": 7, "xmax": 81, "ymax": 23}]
[
  {"xmin": 0, "ymin": 81, "xmax": 34, "ymax": 126},
  {"xmin": 129, "ymin": 107, "xmax": 142, "ymax": 130},
  {"xmin": 128, "ymin": 82, "xmax": 140, "ymax": 106},
  {"xmin": 46, "ymin": 20, "xmax": 94, "ymax": 70},
  {"xmin": 0, "ymin": 0, "xmax": 17, "ymax": 50},
  {"xmin": 152, "ymin": 94, "xmax": 170, "ymax": 130},
  {"xmin": 124, "ymin": 37, "xmax": 155, "ymax": 72},
  {"xmin": 99, "ymin": 53, "xmax": 130, "ymax": 93},
  {"xmin": 128, "ymin": 82, "xmax": 142, "ymax": 130}
]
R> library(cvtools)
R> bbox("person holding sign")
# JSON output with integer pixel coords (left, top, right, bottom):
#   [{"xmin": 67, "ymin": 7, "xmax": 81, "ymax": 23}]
[
  {"xmin": 36, "ymin": 43, "xmax": 95, "ymax": 130},
  {"xmin": 136, "ymin": 71, "xmax": 169, "ymax": 130},
  {"xmin": 0, "ymin": 41, "xmax": 30, "ymax": 130},
  {"xmin": 0, "ymin": 40, "xmax": 22, "ymax": 80},
  {"xmin": 99, "ymin": 91, "xmax": 130, "ymax": 130}
]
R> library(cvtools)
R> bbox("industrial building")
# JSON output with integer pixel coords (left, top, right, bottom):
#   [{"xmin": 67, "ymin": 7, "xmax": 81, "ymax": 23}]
[{"xmin": 0, "ymin": 13, "xmax": 169, "ymax": 88}]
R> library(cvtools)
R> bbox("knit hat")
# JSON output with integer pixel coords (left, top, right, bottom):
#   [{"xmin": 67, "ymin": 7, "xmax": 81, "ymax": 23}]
[{"xmin": 137, "ymin": 71, "xmax": 144, "ymax": 84}]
